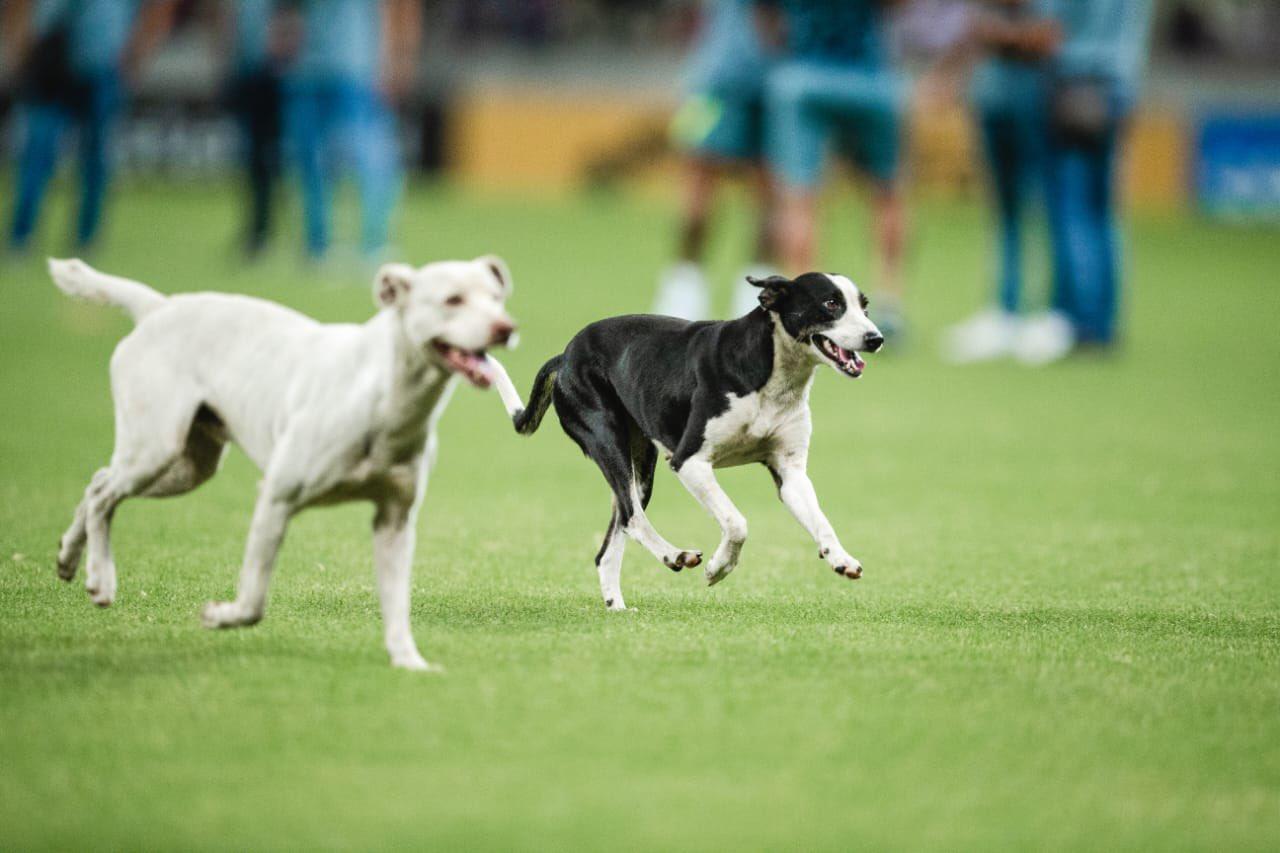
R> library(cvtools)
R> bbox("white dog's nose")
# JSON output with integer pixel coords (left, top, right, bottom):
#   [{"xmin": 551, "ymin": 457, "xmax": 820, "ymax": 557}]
[
  {"xmin": 491, "ymin": 321, "xmax": 516, "ymax": 347},
  {"xmin": 864, "ymin": 331, "xmax": 885, "ymax": 352}
]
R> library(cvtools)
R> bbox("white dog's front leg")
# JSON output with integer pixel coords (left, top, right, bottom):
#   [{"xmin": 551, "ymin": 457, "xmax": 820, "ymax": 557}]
[
  {"xmin": 372, "ymin": 502, "xmax": 437, "ymax": 672},
  {"xmin": 202, "ymin": 492, "xmax": 293, "ymax": 628},
  {"xmin": 774, "ymin": 463, "xmax": 862, "ymax": 580},
  {"xmin": 674, "ymin": 459, "xmax": 748, "ymax": 586}
]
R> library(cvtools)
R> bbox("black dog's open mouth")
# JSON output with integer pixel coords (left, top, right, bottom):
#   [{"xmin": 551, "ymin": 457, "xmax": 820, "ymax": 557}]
[
  {"xmin": 432, "ymin": 341, "xmax": 493, "ymax": 389},
  {"xmin": 812, "ymin": 334, "xmax": 866, "ymax": 378}
]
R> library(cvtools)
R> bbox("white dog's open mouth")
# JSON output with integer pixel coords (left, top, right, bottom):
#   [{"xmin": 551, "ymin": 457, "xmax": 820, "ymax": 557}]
[
  {"xmin": 432, "ymin": 341, "xmax": 493, "ymax": 389},
  {"xmin": 812, "ymin": 334, "xmax": 866, "ymax": 378}
]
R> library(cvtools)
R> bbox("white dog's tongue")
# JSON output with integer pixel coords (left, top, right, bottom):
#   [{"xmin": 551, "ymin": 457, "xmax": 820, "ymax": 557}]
[{"xmin": 440, "ymin": 346, "xmax": 493, "ymax": 389}]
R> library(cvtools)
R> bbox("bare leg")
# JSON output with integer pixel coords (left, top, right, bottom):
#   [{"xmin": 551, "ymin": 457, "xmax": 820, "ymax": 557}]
[
  {"xmin": 371, "ymin": 501, "xmax": 436, "ymax": 671},
  {"xmin": 202, "ymin": 491, "xmax": 293, "ymax": 628},
  {"xmin": 872, "ymin": 182, "xmax": 907, "ymax": 304},
  {"xmin": 677, "ymin": 158, "xmax": 718, "ymax": 262},
  {"xmin": 674, "ymin": 459, "xmax": 748, "ymax": 586},
  {"xmin": 776, "ymin": 186, "xmax": 819, "ymax": 273},
  {"xmin": 773, "ymin": 462, "xmax": 862, "ymax": 580}
]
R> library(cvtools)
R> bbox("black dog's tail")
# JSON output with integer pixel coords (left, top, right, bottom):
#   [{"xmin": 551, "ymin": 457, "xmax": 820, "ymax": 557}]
[{"xmin": 513, "ymin": 353, "xmax": 564, "ymax": 435}]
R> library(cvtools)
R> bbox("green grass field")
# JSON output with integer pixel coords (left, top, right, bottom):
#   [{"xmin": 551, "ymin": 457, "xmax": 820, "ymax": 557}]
[{"xmin": 1, "ymin": 183, "xmax": 1277, "ymax": 850}]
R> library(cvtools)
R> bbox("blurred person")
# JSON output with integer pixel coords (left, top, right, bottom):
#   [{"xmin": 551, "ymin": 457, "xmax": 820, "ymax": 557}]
[
  {"xmin": 654, "ymin": 0, "xmax": 778, "ymax": 321},
  {"xmin": 217, "ymin": 0, "xmax": 291, "ymax": 259},
  {"xmin": 942, "ymin": 0, "xmax": 1062, "ymax": 364},
  {"xmin": 4, "ymin": 0, "xmax": 178, "ymax": 254},
  {"xmin": 760, "ymin": 0, "xmax": 910, "ymax": 339},
  {"xmin": 1019, "ymin": 0, "xmax": 1154, "ymax": 364},
  {"xmin": 285, "ymin": 0, "xmax": 421, "ymax": 264}
]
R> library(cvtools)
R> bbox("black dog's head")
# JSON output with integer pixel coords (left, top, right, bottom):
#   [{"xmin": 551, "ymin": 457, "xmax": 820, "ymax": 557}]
[{"xmin": 748, "ymin": 272, "xmax": 884, "ymax": 378}]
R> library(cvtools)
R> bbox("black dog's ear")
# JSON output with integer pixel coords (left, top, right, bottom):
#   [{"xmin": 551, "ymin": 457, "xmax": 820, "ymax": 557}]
[{"xmin": 747, "ymin": 275, "xmax": 791, "ymax": 310}]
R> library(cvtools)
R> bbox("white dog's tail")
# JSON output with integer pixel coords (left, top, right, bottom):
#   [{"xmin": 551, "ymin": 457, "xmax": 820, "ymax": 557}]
[{"xmin": 48, "ymin": 258, "xmax": 166, "ymax": 323}]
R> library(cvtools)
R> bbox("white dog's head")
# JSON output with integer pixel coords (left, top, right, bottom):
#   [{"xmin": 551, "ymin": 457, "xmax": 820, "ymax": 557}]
[
  {"xmin": 374, "ymin": 255, "xmax": 517, "ymax": 388},
  {"xmin": 749, "ymin": 272, "xmax": 884, "ymax": 378}
]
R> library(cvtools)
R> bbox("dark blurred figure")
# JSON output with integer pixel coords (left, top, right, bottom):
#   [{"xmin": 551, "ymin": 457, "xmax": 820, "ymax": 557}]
[
  {"xmin": 653, "ymin": 0, "xmax": 776, "ymax": 321},
  {"xmin": 284, "ymin": 0, "xmax": 421, "ymax": 263},
  {"xmin": 761, "ymin": 0, "xmax": 910, "ymax": 338},
  {"xmin": 943, "ymin": 0, "xmax": 1061, "ymax": 364},
  {"xmin": 1036, "ymin": 0, "xmax": 1154, "ymax": 360},
  {"xmin": 4, "ymin": 0, "xmax": 178, "ymax": 253},
  {"xmin": 217, "ymin": 0, "xmax": 290, "ymax": 259}
]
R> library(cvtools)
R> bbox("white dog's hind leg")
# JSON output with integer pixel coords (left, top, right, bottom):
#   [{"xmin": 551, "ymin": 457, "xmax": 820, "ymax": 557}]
[
  {"xmin": 371, "ymin": 501, "xmax": 437, "ymax": 671},
  {"xmin": 202, "ymin": 492, "xmax": 292, "ymax": 628},
  {"xmin": 674, "ymin": 459, "xmax": 748, "ymax": 586},
  {"xmin": 596, "ymin": 505, "xmax": 628, "ymax": 611}
]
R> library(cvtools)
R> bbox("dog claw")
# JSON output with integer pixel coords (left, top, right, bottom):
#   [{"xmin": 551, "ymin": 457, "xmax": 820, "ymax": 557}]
[
  {"xmin": 834, "ymin": 564, "xmax": 863, "ymax": 580},
  {"xmin": 663, "ymin": 550, "xmax": 702, "ymax": 572}
]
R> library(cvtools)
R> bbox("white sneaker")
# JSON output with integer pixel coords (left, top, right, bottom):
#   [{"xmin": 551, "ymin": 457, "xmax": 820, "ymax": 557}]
[
  {"xmin": 653, "ymin": 261, "xmax": 710, "ymax": 320},
  {"xmin": 729, "ymin": 263, "xmax": 777, "ymax": 318},
  {"xmin": 942, "ymin": 308, "xmax": 1017, "ymax": 364},
  {"xmin": 1013, "ymin": 310, "xmax": 1076, "ymax": 366}
]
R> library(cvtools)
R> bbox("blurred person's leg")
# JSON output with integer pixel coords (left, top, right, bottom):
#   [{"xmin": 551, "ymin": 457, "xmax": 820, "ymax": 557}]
[
  {"xmin": 831, "ymin": 73, "xmax": 907, "ymax": 338},
  {"xmin": 235, "ymin": 68, "xmax": 283, "ymax": 257},
  {"xmin": 74, "ymin": 73, "xmax": 122, "ymax": 250},
  {"xmin": 347, "ymin": 82, "xmax": 402, "ymax": 259},
  {"xmin": 765, "ymin": 62, "xmax": 833, "ymax": 274},
  {"xmin": 1078, "ymin": 127, "xmax": 1120, "ymax": 345},
  {"xmin": 286, "ymin": 80, "xmax": 333, "ymax": 260},
  {"xmin": 943, "ymin": 110, "xmax": 1026, "ymax": 363},
  {"xmin": 658, "ymin": 91, "xmax": 767, "ymax": 320},
  {"xmin": 9, "ymin": 102, "xmax": 68, "ymax": 251}
]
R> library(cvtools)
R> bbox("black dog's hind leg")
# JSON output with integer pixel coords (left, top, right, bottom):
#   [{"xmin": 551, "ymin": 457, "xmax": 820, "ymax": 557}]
[{"xmin": 557, "ymin": 385, "xmax": 701, "ymax": 608}]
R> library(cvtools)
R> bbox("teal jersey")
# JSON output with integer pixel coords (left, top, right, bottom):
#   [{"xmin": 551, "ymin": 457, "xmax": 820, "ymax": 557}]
[
  {"xmin": 769, "ymin": 0, "xmax": 889, "ymax": 67},
  {"xmin": 1047, "ymin": 0, "xmax": 1154, "ymax": 99},
  {"xmin": 293, "ymin": 0, "xmax": 382, "ymax": 84},
  {"xmin": 33, "ymin": 0, "xmax": 144, "ymax": 75},
  {"xmin": 684, "ymin": 0, "xmax": 768, "ymax": 96},
  {"xmin": 233, "ymin": 0, "xmax": 276, "ymax": 70}
]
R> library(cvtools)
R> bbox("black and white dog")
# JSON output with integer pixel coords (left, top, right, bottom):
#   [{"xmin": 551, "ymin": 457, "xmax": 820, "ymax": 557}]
[{"xmin": 488, "ymin": 273, "xmax": 884, "ymax": 610}]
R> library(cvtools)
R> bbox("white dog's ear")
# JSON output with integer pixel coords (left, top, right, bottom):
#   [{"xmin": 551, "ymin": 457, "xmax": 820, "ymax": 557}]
[
  {"xmin": 476, "ymin": 254, "xmax": 512, "ymax": 294},
  {"xmin": 373, "ymin": 263, "xmax": 415, "ymax": 308}
]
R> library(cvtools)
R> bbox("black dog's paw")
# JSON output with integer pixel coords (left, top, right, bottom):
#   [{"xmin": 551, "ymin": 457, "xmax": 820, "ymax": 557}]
[{"xmin": 663, "ymin": 550, "xmax": 703, "ymax": 572}]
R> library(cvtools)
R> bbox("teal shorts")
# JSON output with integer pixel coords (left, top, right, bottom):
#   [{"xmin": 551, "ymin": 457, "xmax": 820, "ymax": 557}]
[
  {"xmin": 765, "ymin": 60, "xmax": 906, "ymax": 188},
  {"xmin": 670, "ymin": 91, "xmax": 765, "ymax": 162}
]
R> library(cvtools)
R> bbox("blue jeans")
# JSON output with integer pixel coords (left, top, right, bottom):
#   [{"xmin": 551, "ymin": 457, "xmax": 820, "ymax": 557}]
[
  {"xmin": 979, "ymin": 103, "xmax": 1049, "ymax": 314},
  {"xmin": 9, "ymin": 72, "xmax": 120, "ymax": 250},
  {"xmin": 284, "ymin": 77, "xmax": 401, "ymax": 258},
  {"xmin": 1048, "ymin": 122, "xmax": 1121, "ymax": 344}
]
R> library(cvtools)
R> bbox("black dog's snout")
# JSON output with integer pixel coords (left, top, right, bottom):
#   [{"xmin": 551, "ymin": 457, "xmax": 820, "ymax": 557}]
[{"xmin": 864, "ymin": 331, "xmax": 885, "ymax": 352}]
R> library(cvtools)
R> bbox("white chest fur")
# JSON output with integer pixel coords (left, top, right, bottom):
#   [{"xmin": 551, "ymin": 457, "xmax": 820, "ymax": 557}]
[{"xmin": 701, "ymin": 334, "xmax": 816, "ymax": 469}]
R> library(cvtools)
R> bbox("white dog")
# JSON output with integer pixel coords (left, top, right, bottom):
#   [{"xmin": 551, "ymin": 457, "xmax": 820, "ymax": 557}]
[{"xmin": 49, "ymin": 256, "xmax": 516, "ymax": 670}]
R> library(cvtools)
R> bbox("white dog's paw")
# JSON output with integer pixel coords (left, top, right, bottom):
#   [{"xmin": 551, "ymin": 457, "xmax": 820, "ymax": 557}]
[
  {"xmin": 820, "ymin": 547, "xmax": 863, "ymax": 581},
  {"xmin": 201, "ymin": 601, "xmax": 261, "ymax": 629},
  {"xmin": 390, "ymin": 650, "xmax": 443, "ymax": 673},
  {"xmin": 603, "ymin": 597, "xmax": 630, "ymax": 612},
  {"xmin": 85, "ymin": 568, "xmax": 115, "ymax": 607}
]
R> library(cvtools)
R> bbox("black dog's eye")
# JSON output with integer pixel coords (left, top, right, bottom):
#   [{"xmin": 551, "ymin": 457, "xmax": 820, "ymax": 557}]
[
  {"xmin": 824, "ymin": 298, "xmax": 841, "ymax": 313},
  {"xmin": 445, "ymin": 295, "xmax": 465, "ymax": 306}
]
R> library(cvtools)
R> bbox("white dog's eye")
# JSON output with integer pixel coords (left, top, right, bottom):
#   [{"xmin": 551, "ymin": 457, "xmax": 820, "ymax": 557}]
[
  {"xmin": 824, "ymin": 298, "xmax": 841, "ymax": 313},
  {"xmin": 445, "ymin": 295, "xmax": 465, "ymax": 307}
]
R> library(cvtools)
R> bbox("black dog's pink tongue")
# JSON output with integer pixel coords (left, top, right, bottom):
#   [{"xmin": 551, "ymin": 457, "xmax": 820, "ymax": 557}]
[{"xmin": 853, "ymin": 353, "xmax": 866, "ymax": 371}]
